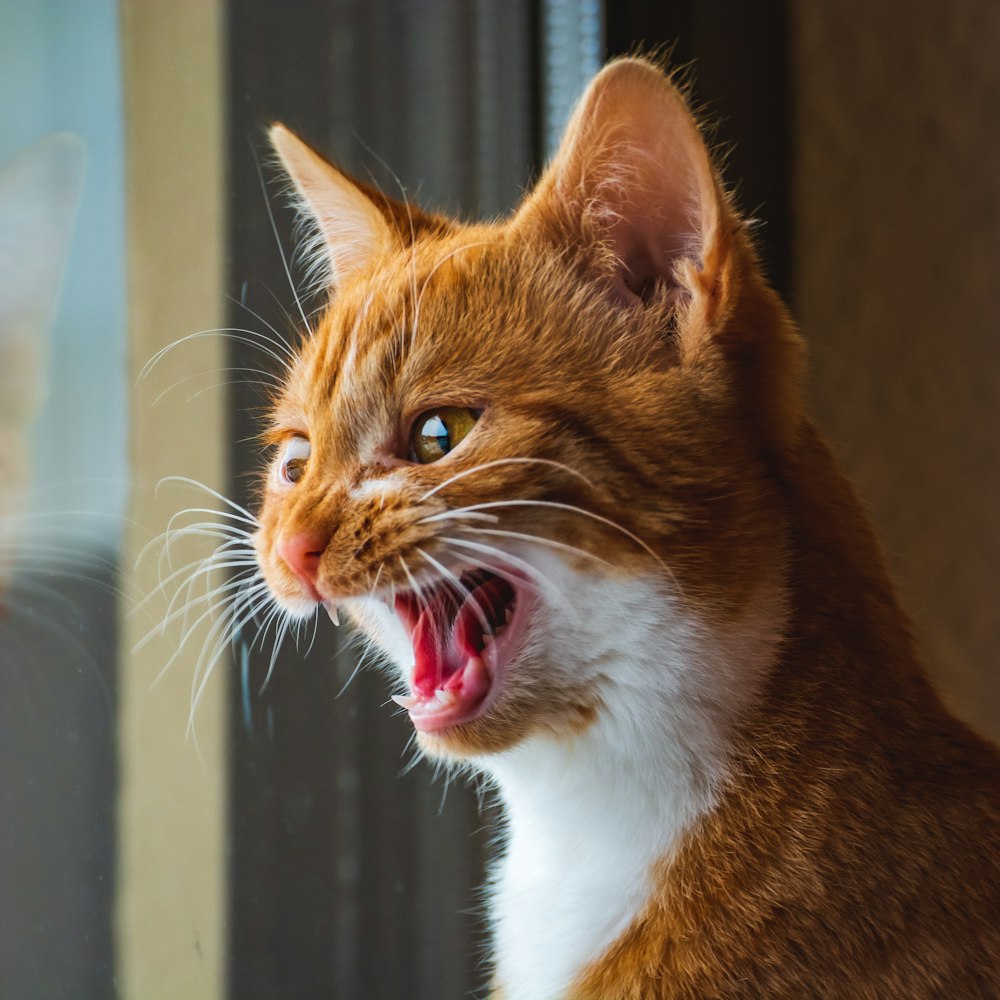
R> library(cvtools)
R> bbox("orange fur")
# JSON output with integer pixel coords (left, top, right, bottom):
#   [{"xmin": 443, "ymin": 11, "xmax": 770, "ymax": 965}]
[
  {"xmin": 255, "ymin": 58, "xmax": 1000, "ymax": 996},
  {"xmin": 574, "ymin": 422, "xmax": 1000, "ymax": 998}
]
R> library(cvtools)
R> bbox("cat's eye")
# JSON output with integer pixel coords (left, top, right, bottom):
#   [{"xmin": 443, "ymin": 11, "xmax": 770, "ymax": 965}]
[
  {"xmin": 409, "ymin": 407, "xmax": 479, "ymax": 464},
  {"xmin": 278, "ymin": 435, "xmax": 311, "ymax": 485}
]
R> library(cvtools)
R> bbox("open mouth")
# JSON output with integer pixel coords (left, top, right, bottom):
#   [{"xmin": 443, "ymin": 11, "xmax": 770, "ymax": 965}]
[{"xmin": 392, "ymin": 568, "xmax": 522, "ymax": 734}]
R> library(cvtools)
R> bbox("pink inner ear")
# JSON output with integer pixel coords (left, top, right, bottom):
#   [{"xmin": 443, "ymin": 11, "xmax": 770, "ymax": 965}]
[
  {"xmin": 608, "ymin": 208, "xmax": 700, "ymax": 307},
  {"xmin": 517, "ymin": 59, "xmax": 721, "ymax": 313}
]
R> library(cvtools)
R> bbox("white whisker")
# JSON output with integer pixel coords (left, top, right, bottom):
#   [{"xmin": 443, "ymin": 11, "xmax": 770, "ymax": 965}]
[
  {"xmin": 227, "ymin": 290, "xmax": 295, "ymax": 349},
  {"xmin": 148, "ymin": 532, "xmax": 254, "ymax": 583},
  {"xmin": 460, "ymin": 526, "xmax": 612, "ymax": 567},
  {"xmin": 165, "ymin": 511, "xmax": 258, "ymax": 544},
  {"xmin": 147, "ymin": 572, "xmax": 266, "ymax": 648},
  {"xmin": 398, "ymin": 730, "xmax": 425, "ymax": 777},
  {"xmin": 137, "ymin": 542, "xmax": 254, "ymax": 619},
  {"xmin": 417, "ymin": 510, "xmax": 500, "ymax": 526},
  {"xmin": 398, "ymin": 555, "xmax": 427, "ymax": 608},
  {"xmin": 369, "ymin": 561, "xmax": 386, "ymax": 596},
  {"xmin": 151, "ymin": 366, "xmax": 279, "ymax": 408},
  {"xmin": 260, "ymin": 613, "xmax": 292, "ymax": 693},
  {"xmin": 421, "ymin": 498, "xmax": 677, "ymax": 587},
  {"xmin": 138, "ymin": 326, "xmax": 292, "ymax": 382},
  {"xmin": 138, "ymin": 572, "xmax": 266, "ymax": 658},
  {"xmin": 197, "ymin": 603, "xmax": 269, "ymax": 729},
  {"xmin": 248, "ymin": 601, "xmax": 284, "ymax": 657},
  {"xmin": 416, "ymin": 546, "xmax": 496, "ymax": 644},
  {"xmin": 336, "ymin": 644, "xmax": 373, "ymax": 699},
  {"xmin": 187, "ymin": 588, "xmax": 275, "ymax": 742},
  {"xmin": 419, "ymin": 457, "xmax": 594, "ymax": 503},
  {"xmin": 436, "ymin": 536, "xmax": 567, "ymax": 608},
  {"xmin": 251, "ymin": 140, "xmax": 314, "ymax": 336},
  {"xmin": 156, "ymin": 477, "xmax": 260, "ymax": 526}
]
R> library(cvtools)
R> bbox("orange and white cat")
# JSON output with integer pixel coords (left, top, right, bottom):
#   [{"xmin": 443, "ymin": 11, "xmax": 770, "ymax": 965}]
[{"xmin": 254, "ymin": 59, "xmax": 1000, "ymax": 998}]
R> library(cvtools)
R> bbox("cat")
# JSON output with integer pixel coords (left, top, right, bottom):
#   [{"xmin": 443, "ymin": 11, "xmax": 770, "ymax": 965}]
[
  {"xmin": 0, "ymin": 133, "xmax": 85, "ymax": 605},
  {"xmin": 253, "ymin": 58, "xmax": 1000, "ymax": 998}
]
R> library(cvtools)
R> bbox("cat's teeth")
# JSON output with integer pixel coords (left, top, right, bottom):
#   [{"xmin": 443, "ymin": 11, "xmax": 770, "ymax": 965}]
[
  {"xmin": 391, "ymin": 693, "xmax": 418, "ymax": 710},
  {"xmin": 435, "ymin": 690, "xmax": 458, "ymax": 706},
  {"xmin": 324, "ymin": 602, "xmax": 340, "ymax": 626}
]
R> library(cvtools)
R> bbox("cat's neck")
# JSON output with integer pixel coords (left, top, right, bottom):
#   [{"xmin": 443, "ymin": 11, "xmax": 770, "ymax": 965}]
[
  {"xmin": 478, "ymin": 424, "xmax": 939, "ymax": 1000},
  {"xmin": 484, "ymin": 726, "xmax": 713, "ymax": 1000},
  {"xmin": 481, "ymin": 575, "xmax": 786, "ymax": 1000}
]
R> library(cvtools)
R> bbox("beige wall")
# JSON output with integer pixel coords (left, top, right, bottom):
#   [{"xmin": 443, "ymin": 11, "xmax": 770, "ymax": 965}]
[
  {"xmin": 118, "ymin": 2, "xmax": 228, "ymax": 997},
  {"xmin": 792, "ymin": 1, "xmax": 1000, "ymax": 740}
]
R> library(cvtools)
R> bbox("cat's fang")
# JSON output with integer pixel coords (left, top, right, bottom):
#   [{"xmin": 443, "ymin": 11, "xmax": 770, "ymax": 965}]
[{"xmin": 324, "ymin": 600, "xmax": 340, "ymax": 626}]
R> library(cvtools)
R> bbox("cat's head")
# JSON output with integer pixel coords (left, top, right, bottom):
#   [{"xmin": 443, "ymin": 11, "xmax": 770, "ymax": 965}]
[{"xmin": 254, "ymin": 59, "xmax": 803, "ymax": 760}]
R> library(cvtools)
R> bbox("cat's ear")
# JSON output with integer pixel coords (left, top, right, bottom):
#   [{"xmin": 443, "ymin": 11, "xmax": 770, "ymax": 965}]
[
  {"xmin": 269, "ymin": 125, "xmax": 395, "ymax": 289},
  {"xmin": 515, "ymin": 58, "xmax": 733, "ymax": 324}
]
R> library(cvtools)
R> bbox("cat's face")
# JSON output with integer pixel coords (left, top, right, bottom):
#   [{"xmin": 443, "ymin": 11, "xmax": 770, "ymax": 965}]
[{"xmin": 254, "ymin": 59, "xmax": 802, "ymax": 759}]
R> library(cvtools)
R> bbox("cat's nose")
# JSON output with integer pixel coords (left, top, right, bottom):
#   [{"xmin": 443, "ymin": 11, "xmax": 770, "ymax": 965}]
[{"xmin": 277, "ymin": 532, "xmax": 327, "ymax": 595}]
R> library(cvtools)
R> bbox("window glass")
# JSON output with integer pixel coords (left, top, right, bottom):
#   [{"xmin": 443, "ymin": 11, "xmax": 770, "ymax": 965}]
[{"xmin": 0, "ymin": 1, "xmax": 126, "ymax": 996}]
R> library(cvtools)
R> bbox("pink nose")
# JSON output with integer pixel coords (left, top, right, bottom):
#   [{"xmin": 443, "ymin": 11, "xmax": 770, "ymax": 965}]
[{"xmin": 277, "ymin": 532, "xmax": 327, "ymax": 594}]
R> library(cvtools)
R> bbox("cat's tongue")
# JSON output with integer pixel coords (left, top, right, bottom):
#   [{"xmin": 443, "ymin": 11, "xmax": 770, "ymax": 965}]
[{"xmin": 394, "ymin": 572, "xmax": 514, "ymax": 732}]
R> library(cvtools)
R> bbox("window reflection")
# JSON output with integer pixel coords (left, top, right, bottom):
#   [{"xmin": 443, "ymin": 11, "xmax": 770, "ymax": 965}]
[{"xmin": 0, "ymin": 3, "xmax": 125, "ymax": 996}]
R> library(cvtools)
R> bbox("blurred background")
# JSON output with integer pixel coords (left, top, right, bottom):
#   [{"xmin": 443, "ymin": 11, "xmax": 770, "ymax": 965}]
[{"xmin": 0, "ymin": 1, "xmax": 997, "ymax": 997}]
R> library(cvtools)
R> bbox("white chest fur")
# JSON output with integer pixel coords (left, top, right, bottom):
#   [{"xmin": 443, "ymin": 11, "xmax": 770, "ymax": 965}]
[
  {"xmin": 486, "ymin": 728, "xmax": 713, "ymax": 1000},
  {"xmin": 479, "ymin": 573, "xmax": 785, "ymax": 1000}
]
